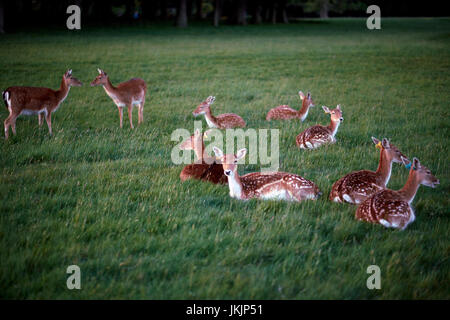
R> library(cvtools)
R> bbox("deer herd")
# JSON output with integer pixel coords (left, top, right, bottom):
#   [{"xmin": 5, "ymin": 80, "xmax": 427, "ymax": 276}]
[{"xmin": 2, "ymin": 70, "xmax": 439, "ymax": 231}]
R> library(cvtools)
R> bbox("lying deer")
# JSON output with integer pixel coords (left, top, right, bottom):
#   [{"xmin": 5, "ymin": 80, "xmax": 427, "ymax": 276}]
[
  {"xmin": 355, "ymin": 157, "xmax": 439, "ymax": 230},
  {"xmin": 213, "ymin": 147, "xmax": 321, "ymax": 201},
  {"xmin": 296, "ymin": 105, "xmax": 343, "ymax": 149},
  {"xmin": 266, "ymin": 91, "xmax": 315, "ymax": 121},
  {"xmin": 329, "ymin": 137, "xmax": 408, "ymax": 204},
  {"xmin": 2, "ymin": 69, "xmax": 82, "ymax": 139},
  {"xmin": 91, "ymin": 68, "xmax": 147, "ymax": 129},
  {"xmin": 179, "ymin": 129, "xmax": 227, "ymax": 184},
  {"xmin": 192, "ymin": 96, "xmax": 246, "ymax": 129}
]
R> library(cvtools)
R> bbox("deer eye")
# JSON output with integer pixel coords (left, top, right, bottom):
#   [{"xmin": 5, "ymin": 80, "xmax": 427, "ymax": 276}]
[{"xmin": 234, "ymin": 160, "xmax": 238, "ymax": 164}]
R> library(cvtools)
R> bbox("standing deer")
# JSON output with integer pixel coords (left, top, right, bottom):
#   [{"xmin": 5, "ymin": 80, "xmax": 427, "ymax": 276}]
[
  {"xmin": 329, "ymin": 137, "xmax": 408, "ymax": 204},
  {"xmin": 90, "ymin": 68, "xmax": 147, "ymax": 129},
  {"xmin": 355, "ymin": 157, "xmax": 439, "ymax": 230},
  {"xmin": 2, "ymin": 69, "xmax": 82, "ymax": 139},
  {"xmin": 192, "ymin": 96, "xmax": 246, "ymax": 129},
  {"xmin": 296, "ymin": 105, "xmax": 343, "ymax": 149},
  {"xmin": 266, "ymin": 91, "xmax": 315, "ymax": 121},
  {"xmin": 212, "ymin": 147, "xmax": 321, "ymax": 201},
  {"xmin": 179, "ymin": 129, "xmax": 227, "ymax": 184}
]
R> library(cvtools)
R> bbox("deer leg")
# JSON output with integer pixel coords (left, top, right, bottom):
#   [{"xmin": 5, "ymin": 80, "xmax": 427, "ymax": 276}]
[
  {"xmin": 139, "ymin": 98, "xmax": 145, "ymax": 124},
  {"xmin": 128, "ymin": 105, "xmax": 134, "ymax": 129},
  {"xmin": 5, "ymin": 112, "xmax": 19, "ymax": 139},
  {"xmin": 38, "ymin": 113, "xmax": 44, "ymax": 126},
  {"xmin": 11, "ymin": 117, "xmax": 17, "ymax": 135},
  {"xmin": 4, "ymin": 114, "xmax": 12, "ymax": 139},
  {"xmin": 118, "ymin": 107, "xmax": 123, "ymax": 128},
  {"xmin": 138, "ymin": 105, "xmax": 142, "ymax": 124},
  {"xmin": 45, "ymin": 112, "xmax": 52, "ymax": 136}
]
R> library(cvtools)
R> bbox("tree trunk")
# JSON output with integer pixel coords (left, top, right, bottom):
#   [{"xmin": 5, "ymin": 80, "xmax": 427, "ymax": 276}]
[
  {"xmin": 271, "ymin": 3, "xmax": 277, "ymax": 24},
  {"xmin": 213, "ymin": 0, "xmax": 222, "ymax": 27},
  {"xmin": 280, "ymin": 0, "xmax": 288, "ymax": 24},
  {"xmin": 236, "ymin": 0, "xmax": 247, "ymax": 26},
  {"xmin": 176, "ymin": 0, "xmax": 188, "ymax": 27},
  {"xmin": 0, "ymin": 0, "xmax": 4, "ymax": 34},
  {"xmin": 254, "ymin": 5, "xmax": 262, "ymax": 24},
  {"xmin": 196, "ymin": 0, "xmax": 203, "ymax": 19},
  {"xmin": 320, "ymin": 0, "xmax": 329, "ymax": 19}
]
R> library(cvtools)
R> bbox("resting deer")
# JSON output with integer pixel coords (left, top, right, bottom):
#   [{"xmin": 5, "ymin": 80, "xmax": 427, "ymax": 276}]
[
  {"xmin": 192, "ymin": 96, "xmax": 246, "ymax": 129},
  {"xmin": 329, "ymin": 137, "xmax": 408, "ymax": 204},
  {"xmin": 2, "ymin": 69, "xmax": 82, "ymax": 139},
  {"xmin": 266, "ymin": 91, "xmax": 315, "ymax": 121},
  {"xmin": 90, "ymin": 68, "xmax": 147, "ymax": 129},
  {"xmin": 212, "ymin": 147, "xmax": 321, "ymax": 201},
  {"xmin": 296, "ymin": 105, "xmax": 343, "ymax": 149},
  {"xmin": 179, "ymin": 129, "xmax": 227, "ymax": 184},
  {"xmin": 355, "ymin": 157, "xmax": 439, "ymax": 230}
]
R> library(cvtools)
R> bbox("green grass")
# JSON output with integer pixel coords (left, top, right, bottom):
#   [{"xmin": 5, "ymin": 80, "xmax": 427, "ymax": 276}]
[{"xmin": 0, "ymin": 18, "xmax": 449, "ymax": 299}]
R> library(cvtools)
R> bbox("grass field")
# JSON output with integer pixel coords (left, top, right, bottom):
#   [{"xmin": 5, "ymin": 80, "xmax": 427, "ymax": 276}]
[{"xmin": 0, "ymin": 18, "xmax": 449, "ymax": 299}]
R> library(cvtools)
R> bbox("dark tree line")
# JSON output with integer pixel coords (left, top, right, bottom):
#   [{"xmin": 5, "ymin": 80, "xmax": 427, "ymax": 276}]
[{"xmin": 0, "ymin": 0, "xmax": 445, "ymax": 32}]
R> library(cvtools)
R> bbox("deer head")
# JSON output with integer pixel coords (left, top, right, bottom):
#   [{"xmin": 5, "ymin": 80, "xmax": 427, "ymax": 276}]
[
  {"xmin": 299, "ymin": 91, "xmax": 315, "ymax": 108},
  {"xmin": 90, "ymin": 68, "xmax": 109, "ymax": 86},
  {"xmin": 322, "ymin": 104, "xmax": 343, "ymax": 122},
  {"xmin": 64, "ymin": 69, "xmax": 82, "ymax": 87},
  {"xmin": 193, "ymin": 96, "xmax": 215, "ymax": 116},
  {"xmin": 213, "ymin": 147, "xmax": 246, "ymax": 177},
  {"xmin": 402, "ymin": 157, "xmax": 439, "ymax": 188},
  {"xmin": 372, "ymin": 137, "xmax": 409, "ymax": 164}
]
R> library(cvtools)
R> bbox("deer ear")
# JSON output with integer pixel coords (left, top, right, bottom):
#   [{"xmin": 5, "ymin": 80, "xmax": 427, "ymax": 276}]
[
  {"xmin": 97, "ymin": 68, "xmax": 102, "ymax": 74},
  {"xmin": 236, "ymin": 148, "xmax": 247, "ymax": 161},
  {"xmin": 307, "ymin": 92, "xmax": 311, "ymax": 99},
  {"xmin": 402, "ymin": 156, "xmax": 411, "ymax": 167},
  {"xmin": 212, "ymin": 146, "xmax": 223, "ymax": 158},
  {"xmin": 299, "ymin": 91, "xmax": 305, "ymax": 100},
  {"xmin": 207, "ymin": 96, "xmax": 216, "ymax": 104},
  {"xmin": 382, "ymin": 138, "xmax": 390, "ymax": 149},
  {"xmin": 336, "ymin": 104, "xmax": 341, "ymax": 110},
  {"xmin": 322, "ymin": 106, "xmax": 330, "ymax": 113},
  {"xmin": 413, "ymin": 157, "xmax": 420, "ymax": 169},
  {"xmin": 371, "ymin": 136, "xmax": 380, "ymax": 145}
]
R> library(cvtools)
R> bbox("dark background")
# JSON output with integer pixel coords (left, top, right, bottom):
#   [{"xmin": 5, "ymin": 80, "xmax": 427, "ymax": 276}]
[{"xmin": 0, "ymin": 0, "xmax": 447, "ymax": 33}]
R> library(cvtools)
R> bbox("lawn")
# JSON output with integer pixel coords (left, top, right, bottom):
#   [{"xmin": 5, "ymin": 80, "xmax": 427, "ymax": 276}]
[{"xmin": 0, "ymin": 18, "xmax": 449, "ymax": 299}]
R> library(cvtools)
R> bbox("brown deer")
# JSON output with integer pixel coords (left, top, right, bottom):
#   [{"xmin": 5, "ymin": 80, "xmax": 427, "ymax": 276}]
[
  {"xmin": 266, "ymin": 91, "xmax": 315, "ymax": 121},
  {"xmin": 192, "ymin": 96, "xmax": 246, "ymax": 129},
  {"xmin": 296, "ymin": 105, "xmax": 343, "ymax": 149},
  {"xmin": 212, "ymin": 147, "xmax": 321, "ymax": 201},
  {"xmin": 90, "ymin": 68, "xmax": 147, "ymax": 129},
  {"xmin": 355, "ymin": 157, "xmax": 439, "ymax": 230},
  {"xmin": 329, "ymin": 137, "xmax": 408, "ymax": 204},
  {"xmin": 179, "ymin": 129, "xmax": 227, "ymax": 184},
  {"xmin": 2, "ymin": 69, "xmax": 82, "ymax": 139}
]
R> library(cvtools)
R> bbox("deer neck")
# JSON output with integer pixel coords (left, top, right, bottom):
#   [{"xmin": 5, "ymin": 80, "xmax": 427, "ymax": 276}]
[
  {"xmin": 298, "ymin": 101, "xmax": 310, "ymax": 121},
  {"xmin": 193, "ymin": 139, "xmax": 206, "ymax": 162},
  {"xmin": 56, "ymin": 78, "xmax": 70, "ymax": 104},
  {"xmin": 375, "ymin": 150, "xmax": 393, "ymax": 187},
  {"xmin": 227, "ymin": 172, "xmax": 243, "ymax": 199},
  {"xmin": 398, "ymin": 171, "xmax": 421, "ymax": 204},
  {"xmin": 103, "ymin": 78, "xmax": 118, "ymax": 97},
  {"xmin": 328, "ymin": 120, "xmax": 340, "ymax": 137},
  {"xmin": 204, "ymin": 107, "xmax": 218, "ymax": 128}
]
